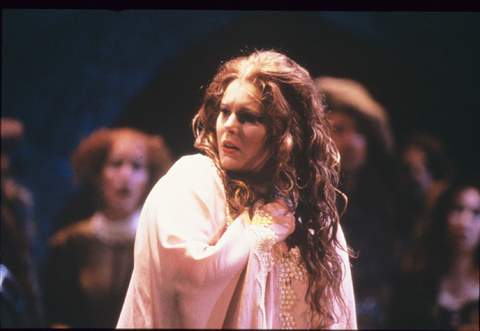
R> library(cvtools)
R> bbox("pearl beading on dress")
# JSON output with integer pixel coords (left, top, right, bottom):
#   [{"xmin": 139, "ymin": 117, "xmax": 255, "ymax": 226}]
[
  {"xmin": 273, "ymin": 245, "xmax": 308, "ymax": 329},
  {"xmin": 250, "ymin": 209, "xmax": 278, "ymax": 329},
  {"xmin": 225, "ymin": 202, "xmax": 309, "ymax": 329},
  {"xmin": 212, "ymin": 160, "xmax": 307, "ymax": 329}
]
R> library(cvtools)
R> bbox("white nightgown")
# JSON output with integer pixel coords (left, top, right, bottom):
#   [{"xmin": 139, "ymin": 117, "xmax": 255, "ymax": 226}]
[{"xmin": 117, "ymin": 154, "xmax": 356, "ymax": 329}]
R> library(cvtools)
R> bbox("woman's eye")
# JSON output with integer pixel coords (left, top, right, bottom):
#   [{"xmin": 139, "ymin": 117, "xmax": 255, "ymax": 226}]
[
  {"xmin": 132, "ymin": 162, "xmax": 144, "ymax": 170},
  {"xmin": 220, "ymin": 108, "xmax": 230, "ymax": 116},
  {"xmin": 333, "ymin": 125, "xmax": 345, "ymax": 133},
  {"xmin": 451, "ymin": 205, "xmax": 464, "ymax": 213},
  {"xmin": 242, "ymin": 114, "xmax": 255, "ymax": 123},
  {"xmin": 111, "ymin": 160, "xmax": 123, "ymax": 168},
  {"xmin": 473, "ymin": 208, "xmax": 480, "ymax": 217},
  {"xmin": 239, "ymin": 113, "xmax": 262, "ymax": 124}
]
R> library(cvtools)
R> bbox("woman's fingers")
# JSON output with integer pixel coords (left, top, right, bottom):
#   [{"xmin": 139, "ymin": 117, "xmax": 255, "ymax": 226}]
[{"xmin": 259, "ymin": 199, "xmax": 295, "ymax": 243}]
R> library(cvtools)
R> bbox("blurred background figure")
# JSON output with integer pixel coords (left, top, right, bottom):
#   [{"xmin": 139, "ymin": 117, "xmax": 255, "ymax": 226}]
[
  {"xmin": 396, "ymin": 132, "xmax": 454, "ymax": 266},
  {"xmin": 389, "ymin": 178, "xmax": 480, "ymax": 330},
  {"xmin": 1, "ymin": 118, "xmax": 42, "ymax": 327},
  {"xmin": 43, "ymin": 127, "xmax": 173, "ymax": 328},
  {"xmin": 315, "ymin": 77, "xmax": 399, "ymax": 329}
]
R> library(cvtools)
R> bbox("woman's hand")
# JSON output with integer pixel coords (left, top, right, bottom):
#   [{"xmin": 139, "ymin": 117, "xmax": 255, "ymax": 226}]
[{"xmin": 258, "ymin": 199, "xmax": 295, "ymax": 244}]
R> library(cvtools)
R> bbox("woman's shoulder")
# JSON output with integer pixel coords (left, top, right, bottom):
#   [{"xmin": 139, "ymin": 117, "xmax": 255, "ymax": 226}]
[
  {"xmin": 141, "ymin": 154, "xmax": 227, "ymax": 232},
  {"xmin": 173, "ymin": 153, "xmax": 215, "ymax": 170},
  {"xmin": 148, "ymin": 153, "xmax": 223, "ymax": 198},
  {"xmin": 48, "ymin": 216, "xmax": 97, "ymax": 248},
  {"xmin": 164, "ymin": 154, "xmax": 219, "ymax": 182}
]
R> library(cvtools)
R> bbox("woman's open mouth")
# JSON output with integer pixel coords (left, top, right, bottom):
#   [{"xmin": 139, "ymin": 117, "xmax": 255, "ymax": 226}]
[
  {"xmin": 222, "ymin": 141, "xmax": 239, "ymax": 153},
  {"xmin": 117, "ymin": 187, "xmax": 131, "ymax": 198}
]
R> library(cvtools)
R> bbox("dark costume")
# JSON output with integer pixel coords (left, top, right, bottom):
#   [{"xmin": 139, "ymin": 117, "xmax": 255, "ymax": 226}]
[
  {"xmin": 44, "ymin": 210, "xmax": 139, "ymax": 328},
  {"xmin": 389, "ymin": 270, "xmax": 479, "ymax": 330}
]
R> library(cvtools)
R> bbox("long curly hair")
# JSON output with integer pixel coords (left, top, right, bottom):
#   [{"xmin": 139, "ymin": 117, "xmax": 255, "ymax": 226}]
[{"xmin": 192, "ymin": 50, "xmax": 349, "ymax": 328}]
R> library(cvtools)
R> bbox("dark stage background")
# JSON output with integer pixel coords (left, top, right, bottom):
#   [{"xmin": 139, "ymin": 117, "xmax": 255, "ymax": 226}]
[{"xmin": 2, "ymin": 10, "xmax": 479, "ymax": 278}]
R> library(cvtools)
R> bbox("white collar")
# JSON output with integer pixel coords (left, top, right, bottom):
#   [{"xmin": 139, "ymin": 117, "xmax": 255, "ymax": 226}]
[{"xmin": 89, "ymin": 209, "xmax": 141, "ymax": 243}]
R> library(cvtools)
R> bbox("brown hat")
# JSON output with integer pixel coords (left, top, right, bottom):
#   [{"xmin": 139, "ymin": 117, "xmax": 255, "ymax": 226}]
[
  {"xmin": 315, "ymin": 76, "xmax": 395, "ymax": 157},
  {"xmin": 1, "ymin": 118, "xmax": 24, "ymax": 140},
  {"xmin": 1, "ymin": 118, "xmax": 24, "ymax": 149}
]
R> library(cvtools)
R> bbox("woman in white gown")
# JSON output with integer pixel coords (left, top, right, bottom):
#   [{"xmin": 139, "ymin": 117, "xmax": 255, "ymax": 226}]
[{"xmin": 117, "ymin": 50, "xmax": 357, "ymax": 329}]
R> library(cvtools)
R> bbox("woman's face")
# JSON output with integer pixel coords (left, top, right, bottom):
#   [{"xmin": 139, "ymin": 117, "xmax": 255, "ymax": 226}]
[
  {"xmin": 216, "ymin": 79, "xmax": 271, "ymax": 174},
  {"xmin": 401, "ymin": 146, "xmax": 433, "ymax": 195},
  {"xmin": 99, "ymin": 133, "xmax": 150, "ymax": 220},
  {"xmin": 447, "ymin": 187, "xmax": 480, "ymax": 253},
  {"xmin": 329, "ymin": 111, "xmax": 367, "ymax": 174}
]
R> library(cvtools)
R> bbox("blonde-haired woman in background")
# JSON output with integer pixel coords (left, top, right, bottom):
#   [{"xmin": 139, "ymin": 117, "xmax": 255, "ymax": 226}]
[{"xmin": 45, "ymin": 127, "xmax": 172, "ymax": 328}]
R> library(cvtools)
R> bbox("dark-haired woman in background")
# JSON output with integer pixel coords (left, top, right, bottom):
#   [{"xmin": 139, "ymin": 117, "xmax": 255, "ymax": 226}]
[
  {"xmin": 389, "ymin": 178, "xmax": 480, "ymax": 330},
  {"xmin": 396, "ymin": 132, "xmax": 454, "ymax": 269}
]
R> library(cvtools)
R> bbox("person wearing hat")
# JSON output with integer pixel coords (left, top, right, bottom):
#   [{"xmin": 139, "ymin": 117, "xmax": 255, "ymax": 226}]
[{"xmin": 315, "ymin": 77, "xmax": 400, "ymax": 329}]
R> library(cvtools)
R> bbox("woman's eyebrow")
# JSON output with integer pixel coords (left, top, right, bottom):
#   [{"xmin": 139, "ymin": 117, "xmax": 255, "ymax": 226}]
[
  {"xmin": 238, "ymin": 107, "xmax": 262, "ymax": 115},
  {"xmin": 219, "ymin": 103, "xmax": 262, "ymax": 114}
]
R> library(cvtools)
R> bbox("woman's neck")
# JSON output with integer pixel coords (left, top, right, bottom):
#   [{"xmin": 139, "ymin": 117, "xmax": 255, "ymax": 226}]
[
  {"xmin": 439, "ymin": 252, "xmax": 479, "ymax": 310},
  {"xmin": 232, "ymin": 159, "xmax": 275, "ymax": 199},
  {"xmin": 447, "ymin": 252, "xmax": 478, "ymax": 280},
  {"xmin": 101, "ymin": 208, "xmax": 132, "ymax": 221}
]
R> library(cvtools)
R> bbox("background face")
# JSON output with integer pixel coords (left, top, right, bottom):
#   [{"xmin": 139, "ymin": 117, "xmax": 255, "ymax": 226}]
[
  {"xmin": 401, "ymin": 146, "xmax": 432, "ymax": 195},
  {"xmin": 329, "ymin": 111, "xmax": 368, "ymax": 174},
  {"xmin": 447, "ymin": 187, "xmax": 480, "ymax": 254},
  {"xmin": 99, "ymin": 134, "xmax": 149, "ymax": 219}
]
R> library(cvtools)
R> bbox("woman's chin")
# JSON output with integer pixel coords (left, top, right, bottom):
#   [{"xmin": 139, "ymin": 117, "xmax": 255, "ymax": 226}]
[{"xmin": 220, "ymin": 160, "xmax": 242, "ymax": 172}]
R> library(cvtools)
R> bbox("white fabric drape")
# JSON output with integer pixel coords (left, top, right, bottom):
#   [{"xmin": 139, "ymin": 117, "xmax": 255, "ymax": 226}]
[{"xmin": 117, "ymin": 154, "xmax": 356, "ymax": 329}]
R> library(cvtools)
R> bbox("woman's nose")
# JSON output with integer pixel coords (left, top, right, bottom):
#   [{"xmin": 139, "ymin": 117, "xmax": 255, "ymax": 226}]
[
  {"xmin": 459, "ymin": 210, "xmax": 473, "ymax": 226},
  {"xmin": 120, "ymin": 163, "xmax": 133, "ymax": 178},
  {"xmin": 452, "ymin": 209, "xmax": 474, "ymax": 230},
  {"xmin": 224, "ymin": 114, "xmax": 238, "ymax": 132}
]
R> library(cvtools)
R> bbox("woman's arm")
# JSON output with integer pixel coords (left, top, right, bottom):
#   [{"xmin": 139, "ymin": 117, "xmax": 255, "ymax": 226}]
[
  {"xmin": 142, "ymin": 155, "xmax": 255, "ymax": 288},
  {"xmin": 118, "ymin": 155, "xmax": 259, "ymax": 328},
  {"xmin": 333, "ymin": 224, "xmax": 357, "ymax": 329}
]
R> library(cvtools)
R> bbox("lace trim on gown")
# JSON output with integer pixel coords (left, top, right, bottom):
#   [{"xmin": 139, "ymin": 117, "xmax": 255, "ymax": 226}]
[
  {"xmin": 273, "ymin": 245, "xmax": 308, "ymax": 329},
  {"xmin": 212, "ymin": 158, "xmax": 308, "ymax": 328},
  {"xmin": 249, "ymin": 209, "xmax": 277, "ymax": 329}
]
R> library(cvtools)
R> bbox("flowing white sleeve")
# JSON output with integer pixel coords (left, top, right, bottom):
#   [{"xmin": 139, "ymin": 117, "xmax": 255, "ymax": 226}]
[
  {"xmin": 330, "ymin": 224, "xmax": 357, "ymax": 329},
  {"xmin": 117, "ymin": 155, "xmax": 257, "ymax": 328}
]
